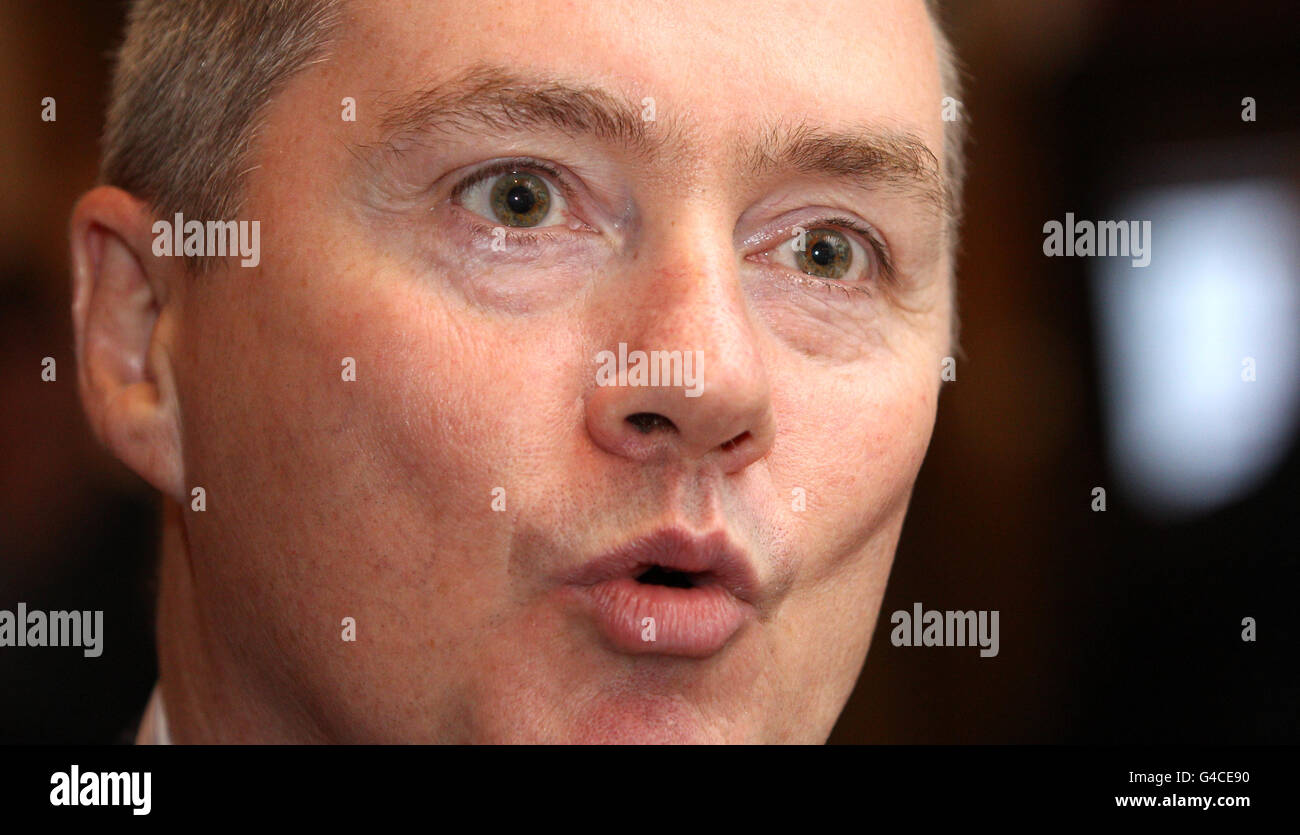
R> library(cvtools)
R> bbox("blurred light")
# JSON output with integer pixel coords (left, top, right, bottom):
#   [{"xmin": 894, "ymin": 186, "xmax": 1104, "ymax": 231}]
[{"xmin": 1093, "ymin": 178, "xmax": 1300, "ymax": 518}]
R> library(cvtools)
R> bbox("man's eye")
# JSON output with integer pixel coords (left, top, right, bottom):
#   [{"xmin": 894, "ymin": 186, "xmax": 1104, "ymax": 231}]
[
  {"xmin": 761, "ymin": 224, "xmax": 879, "ymax": 284},
  {"xmin": 459, "ymin": 169, "xmax": 570, "ymax": 228}
]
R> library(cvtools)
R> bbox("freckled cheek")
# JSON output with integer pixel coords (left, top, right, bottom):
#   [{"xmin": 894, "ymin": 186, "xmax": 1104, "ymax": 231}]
[
  {"xmin": 284, "ymin": 314, "xmax": 536, "ymax": 624},
  {"xmin": 864, "ymin": 370, "xmax": 938, "ymax": 480},
  {"xmin": 775, "ymin": 366, "xmax": 936, "ymax": 525},
  {"xmin": 345, "ymin": 328, "xmax": 514, "ymax": 490},
  {"xmin": 330, "ymin": 304, "xmax": 587, "ymax": 574}
]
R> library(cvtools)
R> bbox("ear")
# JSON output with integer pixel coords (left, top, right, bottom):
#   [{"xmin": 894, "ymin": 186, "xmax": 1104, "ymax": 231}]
[{"xmin": 69, "ymin": 186, "xmax": 186, "ymax": 503}]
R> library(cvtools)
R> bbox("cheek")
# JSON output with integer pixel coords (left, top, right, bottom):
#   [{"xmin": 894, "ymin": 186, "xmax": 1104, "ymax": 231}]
[
  {"xmin": 174, "ymin": 264, "xmax": 592, "ymax": 736},
  {"xmin": 755, "ymin": 357, "xmax": 938, "ymax": 729},
  {"xmin": 769, "ymin": 351, "xmax": 939, "ymax": 567},
  {"xmin": 176, "ymin": 270, "xmax": 521, "ymax": 611}
]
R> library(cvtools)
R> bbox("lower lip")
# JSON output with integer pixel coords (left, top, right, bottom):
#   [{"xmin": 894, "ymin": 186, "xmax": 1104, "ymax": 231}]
[{"xmin": 570, "ymin": 577, "xmax": 750, "ymax": 658}]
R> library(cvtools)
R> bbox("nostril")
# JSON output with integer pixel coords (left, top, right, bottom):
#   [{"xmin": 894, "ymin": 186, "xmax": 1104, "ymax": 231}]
[
  {"xmin": 720, "ymin": 431, "xmax": 750, "ymax": 452},
  {"xmin": 626, "ymin": 412, "xmax": 676, "ymax": 435}
]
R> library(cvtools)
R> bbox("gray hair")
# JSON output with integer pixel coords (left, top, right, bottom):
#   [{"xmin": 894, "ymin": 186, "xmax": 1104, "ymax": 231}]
[
  {"xmin": 927, "ymin": 0, "xmax": 968, "ymax": 227},
  {"xmin": 100, "ymin": 0, "xmax": 342, "ymax": 272}
]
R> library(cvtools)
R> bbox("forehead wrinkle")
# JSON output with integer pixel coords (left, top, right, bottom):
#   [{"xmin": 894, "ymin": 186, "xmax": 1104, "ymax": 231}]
[
  {"xmin": 367, "ymin": 62, "xmax": 691, "ymax": 164},
  {"xmin": 742, "ymin": 120, "xmax": 950, "ymax": 219}
]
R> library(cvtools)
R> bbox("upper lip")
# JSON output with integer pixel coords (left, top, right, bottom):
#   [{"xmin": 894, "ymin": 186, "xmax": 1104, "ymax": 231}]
[{"xmin": 562, "ymin": 527, "xmax": 761, "ymax": 605}]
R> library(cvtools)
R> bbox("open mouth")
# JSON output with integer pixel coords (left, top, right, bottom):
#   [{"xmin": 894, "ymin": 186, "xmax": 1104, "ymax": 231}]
[
  {"xmin": 634, "ymin": 565, "xmax": 698, "ymax": 589},
  {"xmin": 561, "ymin": 528, "xmax": 759, "ymax": 657}
]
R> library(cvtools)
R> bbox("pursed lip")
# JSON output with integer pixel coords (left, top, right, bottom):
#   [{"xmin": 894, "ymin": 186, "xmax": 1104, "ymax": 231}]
[{"xmin": 560, "ymin": 527, "xmax": 760, "ymax": 657}]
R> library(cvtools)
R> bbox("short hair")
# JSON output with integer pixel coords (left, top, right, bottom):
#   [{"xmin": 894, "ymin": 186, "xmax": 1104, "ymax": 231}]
[
  {"xmin": 926, "ymin": 0, "xmax": 968, "ymax": 227},
  {"xmin": 99, "ymin": 0, "xmax": 342, "ymax": 273},
  {"xmin": 100, "ymin": 0, "xmax": 966, "ymax": 267}
]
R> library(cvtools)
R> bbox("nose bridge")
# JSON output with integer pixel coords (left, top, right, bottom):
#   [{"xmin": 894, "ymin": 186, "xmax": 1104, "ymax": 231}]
[
  {"xmin": 643, "ymin": 259, "xmax": 745, "ymax": 354},
  {"xmin": 632, "ymin": 198, "xmax": 753, "ymax": 349}
]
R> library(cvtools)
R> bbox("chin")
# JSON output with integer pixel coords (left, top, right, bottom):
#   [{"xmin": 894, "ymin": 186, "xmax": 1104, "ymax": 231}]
[
  {"xmin": 482, "ymin": 690, "xmax": 755, "ymax": 744},
  {"xmin": 564, "ymin": 701, "xmax": 743, "ymax": 745}
]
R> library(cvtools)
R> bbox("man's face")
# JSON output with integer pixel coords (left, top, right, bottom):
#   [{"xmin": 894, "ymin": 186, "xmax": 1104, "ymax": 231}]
[{"xmin": 172, "ymin": 0, "xmax": 950, "ymax": 742}]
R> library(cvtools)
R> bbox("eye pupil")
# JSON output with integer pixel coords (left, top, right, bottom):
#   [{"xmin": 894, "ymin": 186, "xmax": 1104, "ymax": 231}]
[
  {"xmin": 809, "ymin": 240, "xmax": 835, "ymax": 266},
  {"xmin": 489, "ymin": 171, "xmax": 551, "ymax": 227},
  {"xmin": 506, "ymin": 185, "xmax": 535, "ymax": 215}
]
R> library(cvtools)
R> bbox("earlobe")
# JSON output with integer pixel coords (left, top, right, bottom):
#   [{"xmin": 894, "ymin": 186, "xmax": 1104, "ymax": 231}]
[{"xmin": 70, "ymin": 186, "xmax": 187, "ymax": 503}]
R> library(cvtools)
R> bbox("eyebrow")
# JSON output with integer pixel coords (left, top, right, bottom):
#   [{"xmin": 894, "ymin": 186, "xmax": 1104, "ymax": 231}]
[
  {"xmin": 364, "ymin": 62, "xmax": 950, "ymax": 217},
  {"xmin": 746, "ymin": 122, "xmax": 949, "ymax": 216},
  {"xmin": 373, "ymin": 64, "xmax": 663, "ymax": 160}
]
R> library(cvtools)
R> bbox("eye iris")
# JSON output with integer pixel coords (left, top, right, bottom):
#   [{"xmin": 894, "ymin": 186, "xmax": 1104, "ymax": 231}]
[
  {"xmin": 796, "ymin": 228, "xmax": 852, "ymax": 279},
  {"xmin": 489, "ymin": 172, "xmax": 550, "ymax": 227}
]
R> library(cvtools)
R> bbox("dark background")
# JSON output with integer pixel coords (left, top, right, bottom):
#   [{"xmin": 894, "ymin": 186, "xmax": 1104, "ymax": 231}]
[{"xmin": 1, "ymin": 0, "xmax": 1296, "ymax": 743}]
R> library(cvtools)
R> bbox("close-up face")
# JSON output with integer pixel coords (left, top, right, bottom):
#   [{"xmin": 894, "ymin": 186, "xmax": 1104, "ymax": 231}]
[
  {"xmin": 146, "ymin": 0, "xmax": 952, "ymax": 743},
  {"xmin": 12, "ymin": 0, "xmax": 1300, "ymax": 798}
]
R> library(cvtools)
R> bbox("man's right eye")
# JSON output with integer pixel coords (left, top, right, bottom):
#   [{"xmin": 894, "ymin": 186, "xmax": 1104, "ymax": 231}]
[{"xmin": 456, "ymin": 167, "xmax": 572, "ymax": 229}]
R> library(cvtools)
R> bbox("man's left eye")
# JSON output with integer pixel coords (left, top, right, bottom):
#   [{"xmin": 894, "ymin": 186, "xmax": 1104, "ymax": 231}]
[
  {"xmin": 458, "ymin": 169, "xmax": 571, "ymax": 228},
  {"xmin": 767, "ymin": 226, "xmax": 870, "ymax": 281}
]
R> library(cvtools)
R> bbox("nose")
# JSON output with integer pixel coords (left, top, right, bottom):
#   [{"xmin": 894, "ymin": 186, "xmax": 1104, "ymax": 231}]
[{"xmin": 585, "ymin": 253, "xmax": 776, "ymax": 475}]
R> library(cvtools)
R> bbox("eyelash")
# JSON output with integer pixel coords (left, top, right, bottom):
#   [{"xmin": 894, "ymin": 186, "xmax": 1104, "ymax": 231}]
[
  {"xmin": 450, "ymin": 157, "xmax": 570, "ymax": 201},
  {"xmin": 446, "ymin": 160, "xmax": 895, "ymax": 295}
]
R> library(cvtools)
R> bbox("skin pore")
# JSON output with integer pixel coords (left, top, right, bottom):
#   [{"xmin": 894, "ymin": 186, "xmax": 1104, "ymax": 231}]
[{"xmin": 71, "ymin": 0, "xmax": 952, "ymax": 743}]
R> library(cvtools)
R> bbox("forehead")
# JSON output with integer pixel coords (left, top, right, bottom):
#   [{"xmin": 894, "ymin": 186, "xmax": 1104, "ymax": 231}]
[{"xmin": 335, "ymin": 0, "xmax": 943, "ymax": 158}]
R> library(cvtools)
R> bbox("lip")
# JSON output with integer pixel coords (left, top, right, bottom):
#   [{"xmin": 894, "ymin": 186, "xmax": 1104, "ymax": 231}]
[{"xmin": 561, "ymin": 528, "xmax": 759, "ymax": 658}]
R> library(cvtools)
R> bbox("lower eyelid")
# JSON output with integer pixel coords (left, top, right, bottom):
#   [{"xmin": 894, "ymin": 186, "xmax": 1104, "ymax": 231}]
[
  {"xmin": 779, "ymin": 268, "xmax": 873, "ymax": 298},
  {"xmin": 461, "ymin": 214, "xmax": 558, "ymax": 245},
  {"xmin": 741, "ymin": 252, "xmax": 861, "ymax": 292},
  {"xmin": 449, "ymin": 206, "xmax": 595, "ymax": 253},
  {"xmin": 810, "ymin": 276, "xmax": 872, "ymax": 298}
]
